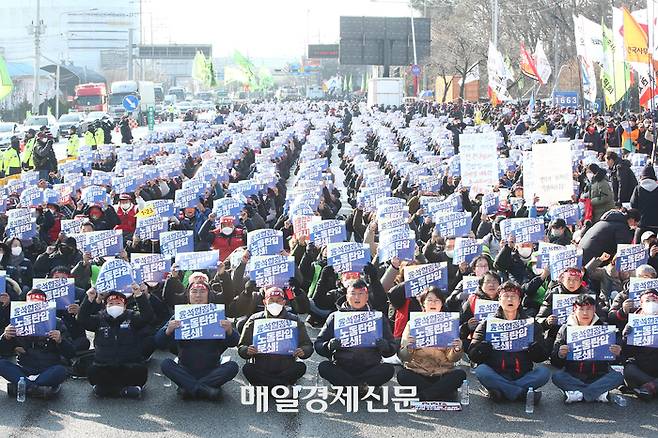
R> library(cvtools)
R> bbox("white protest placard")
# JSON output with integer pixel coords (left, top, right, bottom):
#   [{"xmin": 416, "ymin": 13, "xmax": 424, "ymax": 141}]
[
  {"xmin": 459, "ymin": 132, "xmax": 499, "ymax": 191},
  {"xmin": 525, "ymin": 142, "xmax": 573, "ymax": 206}
]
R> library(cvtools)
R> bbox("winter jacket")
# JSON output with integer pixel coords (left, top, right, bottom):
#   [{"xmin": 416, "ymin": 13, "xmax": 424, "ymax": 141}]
[
  {"xmin": 398, "ymin": 319, "xmax": 463, "ymax": 377},
  {"xmin": 468, "ymin": 307, "xmax": 548, "ymax": 380},
  {"xmin": 630, "ymin": 178, "xmax": 658, "ymax": 228},
  {"xmin": 551, "ymin": 314, "xmax": 617, "ymax": 382},
  {"xmin": 115, "ymin": 205, "xmax": 138, "ymax": 235},
  {"xmin": 155, "ymin": 316, "xmax": 240, "ymax": 376},
  {"xmin": 77, "ymin": 293, "xmax": 154, "ymax": 365},
  {"xmin": 238, "ymin": 309, "xmax": 313, "ymax": 374},
  {"xmin": 610, "ymin": 159, "xmax": 638, "ymax": 204},
  {"xmin": 588, "ymin": 173, "xmax": 615, "ymax": 223},
  {"xmin": 622, "ymin": 310, "xmax": 658, "ymax": 377},
  {"xmin": 314, "ymin": 303, "xmax": 397, "ymax": 372},
  {"xmin": 0, "ymin": 319, "xmax": 75, "ymax": 374},
  {"xmin": 578, "ymin": 210, "xmax": 633, "ymax": 265}
]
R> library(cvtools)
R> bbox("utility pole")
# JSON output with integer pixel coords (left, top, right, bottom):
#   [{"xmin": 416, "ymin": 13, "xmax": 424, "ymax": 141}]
[
  {"xmin": 128, "ymin": 28, "xmax": 134, "ymax": 80},
  {"xmin": 31, "ymin": 0, "xmax": 44, "ymax": 114}
]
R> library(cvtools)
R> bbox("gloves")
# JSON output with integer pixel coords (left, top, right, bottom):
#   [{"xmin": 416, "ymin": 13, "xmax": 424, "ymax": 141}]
[
  {"xmin": 288, "ymin": 277, "xmax": 300, "ymax": 289},
  {"xmin": 328, "ymin": 338, "xmax": 342, "ymax": 352},
  {"xmin": 375, "ymin": 338, "xmax": 389, "ymax": 353},
  {"xmin": 363, "ymin": 262, "xmax": 378, "ymax": 278}
]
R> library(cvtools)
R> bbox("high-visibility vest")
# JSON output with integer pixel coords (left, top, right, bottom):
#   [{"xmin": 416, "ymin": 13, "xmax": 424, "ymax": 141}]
[
  {"xmin": 84, "ymin": 131, "xmax": 96, "ymax": 147},
  {"xmin": 95, "ymin": 129, "xmax": 105, "ymax": 145},
  {"xmin": 21, "ymin": 137, "xmax": 35, "ymax": 168},
  {"xmin": 67, "ymin": 135, "xmax": 80, "ymax": 157},
  {"xmin": 3, "ymin": 148, "xmax": 21, "ymax": 175}
]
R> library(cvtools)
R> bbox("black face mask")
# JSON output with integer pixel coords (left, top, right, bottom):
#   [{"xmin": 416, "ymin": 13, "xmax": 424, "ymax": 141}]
[{"xmin": 60, "ymin": 246, "xmax": 73, "ymax": 256}]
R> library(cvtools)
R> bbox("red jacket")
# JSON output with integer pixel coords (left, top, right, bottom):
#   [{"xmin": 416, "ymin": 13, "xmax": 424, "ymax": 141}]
[
  {"xmin": 212, "ymin": 228, "xmax": 245, "ymax": 261},
  {"xmin": 115, "ymin": 205, "xmax": 138, "ymax": 234},
  {"xmin": 47, "ymin": 212, "xmax": 63, "ymax": 244}
]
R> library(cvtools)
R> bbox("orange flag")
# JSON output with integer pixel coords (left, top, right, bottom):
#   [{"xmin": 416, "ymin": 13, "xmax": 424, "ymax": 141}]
[{"xmin": 623, "ymin": 7, "xmax": 651, "ymax": 64}]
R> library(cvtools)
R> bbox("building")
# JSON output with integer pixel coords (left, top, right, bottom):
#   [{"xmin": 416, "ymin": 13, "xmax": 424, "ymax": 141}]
[{"xmin": 0, "ymin": 0, "xmax": 140, "ymax": 74}]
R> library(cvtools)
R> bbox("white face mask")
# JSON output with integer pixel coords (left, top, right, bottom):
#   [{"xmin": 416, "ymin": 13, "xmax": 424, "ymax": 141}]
[
  {"xmin": 120, "ymin": 202, "xmax": 132, "ymax": 210},
  {"xmin": 221, "ymin": 227, "xmax": 234, "ymax": 236},
  {"xmin": 445, "ymin": 250, "xmax": 454, "ymax": 258},
  {"xmin": 518, "ymin": 247, "xmax": 532, "ymax": 259},
  {"xmin": 532, "ymin": 266, "xmax": 543, "ymax": 276},
  {"xmin": 11, "ymin": 247, "xmax": 22, "ymax": 256},
  {"xmin": 643, "ymin": 301, "xmax": 658, "ymax": 315},
  {"xmin": 266, "ymin": 302, "xmax": 284, "ymax": 316},
  {"xmin": 586, "ymin": 172, "xmax": 594, "ymax": 181},
  {"xmin": 106, "ymin": 305, "xmax": 125, "ymax": 319}
]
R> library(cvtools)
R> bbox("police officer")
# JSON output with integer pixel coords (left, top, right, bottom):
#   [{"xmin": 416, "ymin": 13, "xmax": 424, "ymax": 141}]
[
  {"xmin": 21, "ymin": 128, "xmax": 36, "ymax": 170},
  {"xmin": 2, "ymin": 136, "xmax": 22, "ymax": 177},
  {"xmin": 67, "ymin": 126, "xmax": 79, "ymax": 158},
  {"xmin": 84, "ymin": 125, "xmax": 96, "ymax": 149},
  {"xmin": 93, "ymin": 121, "xmax": 105, "ymax": 147}
]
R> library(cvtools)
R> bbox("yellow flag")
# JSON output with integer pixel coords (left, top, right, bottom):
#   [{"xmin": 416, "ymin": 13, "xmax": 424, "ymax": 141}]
[
  {"xmin": 135, "ymin": 206, "xmax": 155, "ymax": 218},
  {"xmin": 623, "ymin": 7, "xmax": 650, "ymax": 64}
]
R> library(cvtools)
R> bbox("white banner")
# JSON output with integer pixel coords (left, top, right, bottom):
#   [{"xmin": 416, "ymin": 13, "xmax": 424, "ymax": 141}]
[
  {"xmin": 524, "ymin": 142, "xmax": 573, "ymax": 206},
  {"xmin": 459, "ymin": 132, "xmax": 499, "ymax": 191}
]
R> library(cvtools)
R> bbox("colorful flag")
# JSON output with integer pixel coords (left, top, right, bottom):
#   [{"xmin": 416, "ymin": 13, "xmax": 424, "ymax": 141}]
[
  {"xmin": 623, "ymin": 7, "xmax": 651, "ymax": 65},
  {"xmin": 519, "ymin": 43, "xmax": 540, "ymax": 82},
  {"xmin": 0, "ymin": 54, "xmax": 13, "ymax": 100},
  {"xmin": 601, "ymin": 22, "xmax": 630, "ymax": 107},
  {"xmin": 487, "ymin": 42, "xmax": 511, "ymax": 104}
]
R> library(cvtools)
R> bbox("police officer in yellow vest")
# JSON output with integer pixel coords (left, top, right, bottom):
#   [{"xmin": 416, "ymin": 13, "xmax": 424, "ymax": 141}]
[
  {"xmin": 2, "ymin": 136, "xmax": 22, "ymax": 178},
  {"xmin": 21, "ymin": 128, "xmax": 36, "ymax": 170},
  {"xmin": 84, "ymin": 126, "xmax": 96, "ymax": 149},
  {"xmin": 67, "ymin": 126, "xmax": 80, "ymax": 158},
  {"xmin": 94, "ymin": 121, "xmax": 104, "ymax": 148}
]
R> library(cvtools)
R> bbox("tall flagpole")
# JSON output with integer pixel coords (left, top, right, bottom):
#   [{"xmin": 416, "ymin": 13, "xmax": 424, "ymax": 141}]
[{"xmin": 649, "ymin": 1, "xmax": 657, "ymax": 161}]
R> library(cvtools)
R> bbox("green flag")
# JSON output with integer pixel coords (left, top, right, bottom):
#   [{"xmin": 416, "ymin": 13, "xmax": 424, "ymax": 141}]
[
  {"xmin": 0, "ymin": 54, "xmax": 13, "ymax": 100},
  {"xmin": 601, "ymin": 22, "xmax": 629, "ymax": 107}
]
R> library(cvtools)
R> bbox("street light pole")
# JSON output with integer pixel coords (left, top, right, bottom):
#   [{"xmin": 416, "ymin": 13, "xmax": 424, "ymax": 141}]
[{"xmin": 32, "ymin": 0, "xmax": 43, "ymax": 114}]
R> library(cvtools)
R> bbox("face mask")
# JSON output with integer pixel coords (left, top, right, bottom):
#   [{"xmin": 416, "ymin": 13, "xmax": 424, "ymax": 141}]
[
  {"xmin": 221, "ymin": 227, "xmax": 233, "ymax": 236},
  {"xmin": 532, "ymin": 266, "xmax": 543, "ymax": 276},
  {"xmin": 643, "ymin": 301, "xmax": 658, "ymax": 315},
  {"xmin": 586, "ymin": 173, "xmax": 594, "ymax": 181},
  {"xmin": 266, "ymin": 302, "xmax": 283, "ymax": 316},
  {"xmin": 445, "ymin": 250, "xmax": 454, "ymax": 258},
  {"xmin": 11, "ymin": 247, "xmax": 22, "ymax": 256},
  {"xmin": 551, "ymin": 230, "xmax": 563, "ymax": 237},
  {"xmin": 518, "ymin": 247, "xmax": 532, "ymax": 259},
  {"xmin": 120, "ymin": 202, "xmax": 131, "ymax": 210},
  {"xmin": 60, "ymin": 246, "xmax": 73, "ymax": 255},
  {"xmin": 106, "ymin": 305, "xmax": 125, "ymax": 319}
]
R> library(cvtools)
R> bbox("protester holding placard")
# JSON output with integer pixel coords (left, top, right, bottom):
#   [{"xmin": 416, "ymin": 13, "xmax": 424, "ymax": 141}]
[
  {"xmin": 315, "ymin": 280, "xmax": 397, "ymax": 395},
  {"xmin": 398, "ymin": 287, "xmax": 466, "ymax": 401},
  {"xmin": 551, "ymin": 295, "xmax": 623, "ymax": 403},
  {"xmin": 459, "ymin": 272, "xmax": 501, "ymax": 351},
  {"xmin": 156, "ymin": 280, "xmax": 239, "ymax": 401},
  {"xmin": 469, "ymin": 282, "xmax": 550, "ymax": 403},
  {"xmin": 114, "ymin": 193, "xmax": 138, "ymax": 237},
  {"xmin": 621, "ymin": 290, "xmax": 658, "ymax": 400},
  {"xmin": 1, "ymin": 237, "xmax": 34, "ymax": 291},
  {"xmin": 608, "ymin": 265, "xmax": 657, "ymax": 330},
  {"xmin": 537, "ymin": 267, "xmax": 601, "ymax": 347},
  {"xmin": 172, "ymin": 206, "xmax": 215, "ymax": 252},
  {"xmin": 211, "ymin": 216, "xmax": 246, "ymax": 261},
  {"xmin": 0, "ymin": 290, "xmax": 74, "ymax": 399},
  {"xmin": 584, "ymin": 252, "xmax": 624, "ymax": 304},
  {"xmin": 445, "ymin": 255, "xmax": 494, "ymax": 312},
  {"xmin": 33, "ymin": 236, "xmax": 82, "ymax": 278},
  {"xmin": 78, "ymin": 285, "xmax": 154, "ymax": 398},
  {"xmin": 494, "ymin": 236, "xmax": 535, "ymax": 284},
  {"xmin": 238, "ymin": 287, "xmax": 313, "ymax": 388}
]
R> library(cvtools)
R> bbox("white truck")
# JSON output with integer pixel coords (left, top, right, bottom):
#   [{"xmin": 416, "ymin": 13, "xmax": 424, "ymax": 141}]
[
  {"xmin": 367, "ymin": 78, "xmax": 404, "ymax": 107},
  {"xmin": 108, "ymin": 80, "xmax": 155, "ymax": 123}
]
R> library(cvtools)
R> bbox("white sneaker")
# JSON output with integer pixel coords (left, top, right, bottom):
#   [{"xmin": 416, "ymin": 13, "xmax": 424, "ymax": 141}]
[
  {"xmin": 564, "ymin": 390, "xmax": 584, "ymax": 404},
  {"xmin": 596, "ymin": 391, "xmax": 609, "ymax": 402}
]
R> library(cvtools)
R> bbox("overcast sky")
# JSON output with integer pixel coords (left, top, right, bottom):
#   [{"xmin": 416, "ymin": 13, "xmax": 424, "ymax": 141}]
[{"xmin": 144, "ymin": 0, "xmax": 416, "ymax": 60}]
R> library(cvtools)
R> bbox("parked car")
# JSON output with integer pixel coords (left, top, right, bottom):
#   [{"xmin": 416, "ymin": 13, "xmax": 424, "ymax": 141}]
[
  {"xmin": 20, "ymin": 115, "xmax": 60, "ymax": 141},
  {"xmin": 57, "ymin": 113, "xmax": 85, "ymax": 138},
  {"xmin": 0, "ymin": 122, "xmax": 19, "ymax": 150}
]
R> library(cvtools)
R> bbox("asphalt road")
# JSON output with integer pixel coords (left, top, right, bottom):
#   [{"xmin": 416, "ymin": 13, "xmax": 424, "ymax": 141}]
[
  {"xmin": 0, "ymin": 339, "xmax": 656, "ymax": 438},
  {"xmin": 4, "ymin": 123, "xmax": 655, "ymax": 437}
]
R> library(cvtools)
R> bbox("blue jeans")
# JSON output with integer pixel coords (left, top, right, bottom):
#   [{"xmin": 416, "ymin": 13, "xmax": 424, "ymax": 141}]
[
  {"xmin": 552, "ymin": 369, "xmax": 624, "ymax": 401},
  {"xmin": 474, "ymin": 364, "xmax": 551, "ymax": 401},
  {"xmin": 0, "ymin": 360, "xmax": 67, "ymax": 388},
  {"xmin": 161, "ymin": 358, "xmax": 239, "ymax": 393}
]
